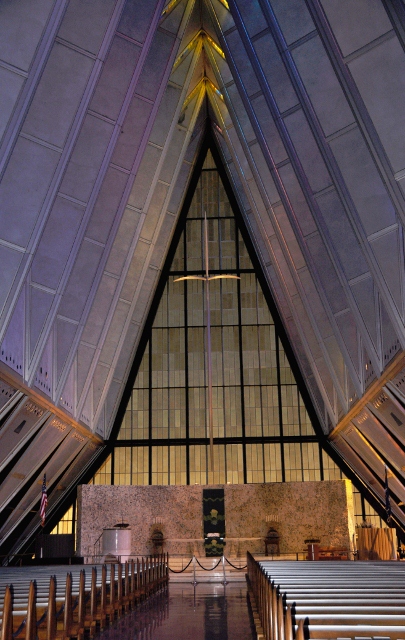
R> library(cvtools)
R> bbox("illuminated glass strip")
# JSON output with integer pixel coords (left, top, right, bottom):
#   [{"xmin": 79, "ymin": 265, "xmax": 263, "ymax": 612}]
[
  {"xmin": 172, "ymin": 30, "xmax": 204, "ymax": 72},
  {"xmin": 182, "ymin": 78, "xmax": 206, "ymax": 111},
  {"xmin": 205, "ymin": 34, "xmax": 226, "ymax": 60},
  {"xmin": 172, "ymin": 30, "xmax": 226, "ymax": 74},
  {"xmin": 206, "ymin": 79, "xmax": 224, "ymax": 102},
  {"xmin": 161, "ymin": 0, "xmax": 184, "ymax": 18}
]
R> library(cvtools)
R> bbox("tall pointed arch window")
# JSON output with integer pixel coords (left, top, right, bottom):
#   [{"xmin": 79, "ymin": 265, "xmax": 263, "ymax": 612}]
[{"xmin": 95, "ymin": 148, "xmax": 328, "ymax": 485}]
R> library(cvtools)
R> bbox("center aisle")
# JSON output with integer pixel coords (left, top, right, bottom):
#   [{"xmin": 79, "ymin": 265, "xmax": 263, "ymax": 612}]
[{"xmin": 94, "ymin": 583, "xmax": 255, "ymax": 640}]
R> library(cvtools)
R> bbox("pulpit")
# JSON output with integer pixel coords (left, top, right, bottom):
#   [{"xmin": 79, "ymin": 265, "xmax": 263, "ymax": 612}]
[{"xmin": 264, "ymin": 528, "xmax": 280, "ymax": 556}]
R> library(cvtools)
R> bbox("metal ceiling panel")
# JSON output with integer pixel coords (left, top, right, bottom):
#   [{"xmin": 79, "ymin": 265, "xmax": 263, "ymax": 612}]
[
  {"xmin": 0, "ymin": 398, "xmax": 49, "ymax": 471},
  {"xmin": 318, "ymin": 0, "xmax": 392, "ymax": 57},
  {"xmin": 0, "ymin": 377, "xmax": 23, "ymax": 420},
  {"xmin": 352, "ymin": 409, "xmax": 405, "ymax": 479},
  {"xmin": 270, "ymin": 0, "xmax": 315, "ymax": 45},
  {"xmin": 387, "ymin": 365, "xmax": 405, "ymax": 406},
  {"xmin": 0, "ymin": 416, "xmax": 72, "ymax": 511},
  {"xmin": 329, "ymin": 126, "xmax": 396, "ymax": 238},
  {"xmin": 292, "ymin": 34, "xmax": 354, "ymax": 138},
  {"xmin": 348, "ymin": 35, "xmax": 405, "ymax": 174},
  {"xmin": 35, "ymin": 342, "xmax": 54, "ymax": 400},
  {"xmin": 332, "ymin": 434, "xmax": 404, "ymax": 523},
  {"xmin": 342, "ymin": 424, "xmax": 405, "ymax": 504},
  {"xmin": 367, "ymin": 387, "xmax": 405, "ymax": 447},
  {"xmin": 22, "ymin": 42, "xmax": 94, "ymax": 149}
]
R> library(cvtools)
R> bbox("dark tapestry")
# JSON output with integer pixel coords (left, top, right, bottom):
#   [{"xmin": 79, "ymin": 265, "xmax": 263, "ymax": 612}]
[{"xmin": 203, "ymin": 488, "xmax": 225, "ymax": 556}]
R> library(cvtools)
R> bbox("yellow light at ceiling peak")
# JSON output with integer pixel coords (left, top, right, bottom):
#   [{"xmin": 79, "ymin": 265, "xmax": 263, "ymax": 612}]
[
  {"xmin": 172, "ymin": 29, "xmax": 226, "ymax": 72},
  {"xmin": 181, "ymin": 76, "xmax": 223, "ymax": 113},
  {"xmin": 162, "ymin": 0, "xmax": 229, "ymax": 17}
]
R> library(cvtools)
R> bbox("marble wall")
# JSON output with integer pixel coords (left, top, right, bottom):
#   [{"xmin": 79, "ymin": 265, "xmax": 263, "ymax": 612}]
[{"xmin": 77, "ymin": 480, "xmax": 355, "ymax": 560}]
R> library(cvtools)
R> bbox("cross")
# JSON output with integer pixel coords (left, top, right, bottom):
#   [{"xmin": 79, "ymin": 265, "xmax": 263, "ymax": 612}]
[{"xmin": 174, "ymin": 212, "xmax": 240, "ymax": 470}]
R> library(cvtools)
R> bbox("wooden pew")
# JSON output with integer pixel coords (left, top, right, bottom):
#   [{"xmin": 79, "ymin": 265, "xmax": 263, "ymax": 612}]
[
  {"xmin": 247, "ymin": 554, "xmax": 405, "ymax": 640},
  {"xmin": 0, "ymin": 555, "xmax": 168, "ymax": 640}
]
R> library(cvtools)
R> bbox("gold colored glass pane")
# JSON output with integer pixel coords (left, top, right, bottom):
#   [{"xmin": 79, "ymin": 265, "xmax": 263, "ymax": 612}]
[
  {"xmin": 221, "ymin": 278, "xmax": 239, "ymax": 326},
  {"xmin": 207, "ymin": 217, "xmax": 220, "ymax": 272},
  {"xmin": 114, "ymin": 447, "xmax": 132, "ymax": 485},
  {"xmin": 132, "ymin": 447, "xmax": 149, "ymax": 486},
  {"xmin": 169, "ymin": 446, "xmax": 187, "ymax": 485},
  {"xmin": 207, "ymin": 445, "xmax": 226, "ymax": 485},
  {"xmin": 281, "ymin": 385, "xmax": 300, "ymax": 437},
  {"xmin": 242, "ymin": 325, "xmax": 260, "ymax": 386},
  {"xmin": 283, "ymin": 442, "xmax": 302, "ymax": 482},
  {"xmin": 132, "ymin": 388, "xmax": 149, "ymax": 440},
  {"xmin": 151, "ymin": 387, "xmax": 169, "ymax": 439},
  {"xmin": 264, "ymin": 443, "xmax": 283, "ymax": 482},
  {"xmin": 220, "ymin": 217, "xmax": 237, "ymax": 270},
  {"xmin": 93, "ymin": 454, "xmax": 112, "ymax": 485},
  {"xmin": 240, "ymin": 273, "xmax": 258, "ymax": 325},
  {"xmin": 169, "ymin": 387, "xmax": 186, "ymax": 439},
  {"xmin": 262, "ymin": 386, "xmax": 280, "ymax": 437},
  {"xmin": 50, "ymin": 505, "xmax": 74, "ymax": 535},
  {"xmin": 259, "ymin": 325, "xmax": 277, "ymax": 385},
  {"xmin": 226, "ymin": 443, "xmax": 243, "ymax": 484},
  {"xmin": 186, "ymin": 219, "xmax": 203, "ymax": 271},
  {"xmin": 224, "ymin": 386, "xmax": 242, "ymax": 437},
  {"xmin": 151, "ymin": 446, "xmax": 169, "ymax": 485},
  {"xmin": 187, "ymin": 327, "xmax": 205, "ymax": 386},
  {"xmin": 246, "ymin": 443, "xmax": 264, "ymax": 484},
  {"xmin": 302, "ymin": 442, "xmax": 321, "ymax": 481},
  {"xmin": 189, "ymin": 444, "xmax": 208, "ymax": 485},
  {"xmin": 189, "ymin": 387, "xmax": 206, "ymax": 439},
  {"xmin": 187, "ymin": 278, "xmax": 204, "ymax": 327},
  {"xmin": 322, "ymin": 449, "xmax": 344, "ymax": 480},
  {"xmin": 244, "ymin": 385, "xmax": 263, "ymax": 438},
  {"xmin": 223, "ymin": 326, "xmax": 240, "ymax": 385}
]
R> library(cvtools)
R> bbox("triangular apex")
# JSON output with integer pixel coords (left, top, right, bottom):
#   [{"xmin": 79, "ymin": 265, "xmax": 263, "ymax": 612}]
[{"xmin": 95, "ymin": 135, "xmax": 337, "ymax": 487}]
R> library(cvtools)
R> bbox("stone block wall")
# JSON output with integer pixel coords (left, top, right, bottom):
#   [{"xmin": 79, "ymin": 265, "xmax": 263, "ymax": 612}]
[{"xmin": 77, "ymin": 480, "xmax": 354, "ymax": 560}]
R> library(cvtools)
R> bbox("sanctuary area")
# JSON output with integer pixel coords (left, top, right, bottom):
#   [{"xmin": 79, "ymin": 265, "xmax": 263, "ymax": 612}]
[{"xmin": 77, "ymin": 480, "xmax": 355, "ymax": 560}]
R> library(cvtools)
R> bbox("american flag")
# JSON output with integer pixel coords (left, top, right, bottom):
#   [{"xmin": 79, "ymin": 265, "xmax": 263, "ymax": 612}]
[{"xmin": 40, "ymin": 474, "xmax": 48, "ymax": 527}]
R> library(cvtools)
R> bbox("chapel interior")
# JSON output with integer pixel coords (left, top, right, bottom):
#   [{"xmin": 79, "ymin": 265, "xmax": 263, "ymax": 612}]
[{"xmin": 1, "ymin": 0, "xmax": 405, "ymax": 570}]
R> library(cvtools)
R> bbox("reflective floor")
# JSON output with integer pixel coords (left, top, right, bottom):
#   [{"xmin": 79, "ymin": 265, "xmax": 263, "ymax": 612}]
[{"xmin": 94, "ymin": 583, "xmax": 256, "ymax": 640}]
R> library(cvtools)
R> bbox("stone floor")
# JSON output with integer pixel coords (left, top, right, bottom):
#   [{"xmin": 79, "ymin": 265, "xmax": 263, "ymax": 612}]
[{"xmin": 94, "ymin": 583, "xmax": 256, "ymax": 639}]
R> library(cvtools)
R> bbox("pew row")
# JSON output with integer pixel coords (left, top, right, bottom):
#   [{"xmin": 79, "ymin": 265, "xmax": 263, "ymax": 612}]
[
  {"xmin": 246, "ymin": 554, "xmax": 405, "ymax": 640},
  {"xmin": 0, "ymin": 554, "xmax": 168, "ymax": 640}
]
